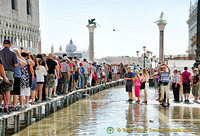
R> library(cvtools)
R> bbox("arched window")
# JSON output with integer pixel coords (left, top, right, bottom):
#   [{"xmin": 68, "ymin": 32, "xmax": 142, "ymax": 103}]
[
  {"xmin": 27, "ymin": 0, "xmax": 31, "ymax": 15},
  {"xmin": 11, "ymin": 0, "xmax": 17, "ymax": 10}
]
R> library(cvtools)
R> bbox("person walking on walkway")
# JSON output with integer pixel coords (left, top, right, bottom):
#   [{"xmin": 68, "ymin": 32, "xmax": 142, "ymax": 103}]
[
  {"xmin": 35, "ymin": 59, "xmax": 47, "ymax": 102},
  {"xmin": 12, "ymin": 48, "xmax": 26, "ymax": 111},
  {"xmin": 61, "ymin": 56, "xmax": 70, "ymax": 94},
  {"xmin": 45, "ymin": 53, "xmax": 59, "ymax": 100},
  {"xmin": 172, "ymin": 70, "xmax": 180, "ymax": 102},
  {"xmin": 192, "ymin": 68, "xmax": 200, "ymax": 103},
  {"xmin": 159, "ymin": 64, "xmax": 171, "ymax": 106},
  {"xmin": 182, "ymin": 67, "xmax": 193, "ymax": 103},
  {"xmin": 0, "ymin": 39, "xmax": 18, "ymax": 111},
  {"xmin": 82, "ymin": 59, "xmax": 89, "ymax": 88},
  {"xmin": 124, "ymin": 67, "xmax": 134, "ymax": 101},
  {"xmin": 134, "ymin": 70, "xmax": 141, "ymax": 103}
]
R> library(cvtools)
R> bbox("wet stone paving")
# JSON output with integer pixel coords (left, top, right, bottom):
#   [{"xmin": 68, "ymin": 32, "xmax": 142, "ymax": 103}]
[{"xmin": 13, "ymin": 86, "xmax": 200, "ymax": 136}]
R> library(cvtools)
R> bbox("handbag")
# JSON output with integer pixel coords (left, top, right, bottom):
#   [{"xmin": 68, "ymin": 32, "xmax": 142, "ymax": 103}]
[{"xmin": 0, "ymin": 79, "xmax": 10, "ymax": 92}]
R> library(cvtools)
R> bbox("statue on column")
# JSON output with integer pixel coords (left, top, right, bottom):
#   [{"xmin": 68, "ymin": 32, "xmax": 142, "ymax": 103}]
[
  {"xmin": 88, "ymin": 18, "xmax": 96, "ymax": 26},
  {"xmin": 155, "ymin": 11, "xmax": 166, "ymax": 23}
]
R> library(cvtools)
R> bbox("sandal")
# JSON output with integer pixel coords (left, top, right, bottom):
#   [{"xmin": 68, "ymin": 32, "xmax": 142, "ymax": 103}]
[
  {"xmin": 12, "ymin": 107, "xmax": 19, "ymax": 111},
  {"xmin": 31, "ymin": 102, "xmax": 37, "ymax": 105}
]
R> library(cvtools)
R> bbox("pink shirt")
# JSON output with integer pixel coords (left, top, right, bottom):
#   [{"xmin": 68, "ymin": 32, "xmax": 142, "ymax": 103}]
[{"xmin": 181, "ymin": 71, "xmax": 191, "ymax": 83}]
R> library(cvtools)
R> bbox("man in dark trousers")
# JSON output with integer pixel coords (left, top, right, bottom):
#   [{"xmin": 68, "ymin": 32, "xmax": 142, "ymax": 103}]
[{"xmin": 124, "ymin": 66, "xmax": 134, "ymax": 101}]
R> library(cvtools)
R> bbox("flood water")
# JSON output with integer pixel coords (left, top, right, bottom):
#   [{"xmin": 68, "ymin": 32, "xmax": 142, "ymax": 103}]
[{"xmin": 13, "ymin": 86, "xmax": 200, "ymax": 136}]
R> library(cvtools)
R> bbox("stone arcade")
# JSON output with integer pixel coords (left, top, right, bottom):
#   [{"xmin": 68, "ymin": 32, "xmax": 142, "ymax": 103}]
[{"xmin": 0, "ymin": 0, "xmax": 40, "ymax": 53}]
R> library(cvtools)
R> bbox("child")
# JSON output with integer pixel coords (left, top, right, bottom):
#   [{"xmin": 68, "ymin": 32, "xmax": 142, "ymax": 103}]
[{"xmin": 134, "ymin": 70, "xmax": 141, "ymax": 103}]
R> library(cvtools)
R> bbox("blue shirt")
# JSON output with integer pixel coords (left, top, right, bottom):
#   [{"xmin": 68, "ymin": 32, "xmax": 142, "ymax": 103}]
[
  {"xmin": 14, "ymin": 59, "xmax": 21, "ymax": 78},
  {"xmin": 0, "ymin": 47, "xmax": 18, "ymax": 72},
  {"xmin": 125, "ymin": 72, "xmax": 134, "ymax": 86},
  {"xmin": 81, "ymin": 66, "xmax": 85, "ymax": 77}
]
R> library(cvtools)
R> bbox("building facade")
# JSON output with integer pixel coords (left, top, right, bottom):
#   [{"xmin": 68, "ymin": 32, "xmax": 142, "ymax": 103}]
[
  {"xmin": 0, "ymin": 0, "xmax": 40, "ymax": 54},
  {"xmin": 186, "ymin": 1, "xmax": 197, "ymax": 56}
]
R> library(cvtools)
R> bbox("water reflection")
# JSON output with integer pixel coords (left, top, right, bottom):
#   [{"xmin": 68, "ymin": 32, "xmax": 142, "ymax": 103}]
[{"xmin": 13, "ymin": 86, "xmax": 200, "ymax": 136}]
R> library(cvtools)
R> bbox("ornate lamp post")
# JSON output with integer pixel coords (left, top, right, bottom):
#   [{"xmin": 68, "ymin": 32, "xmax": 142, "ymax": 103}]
[
  {"xmin": 194, "ymin": 0, "xmax": 200, "ymax": 68},
  {"xmin": 136, "ymin": 51, "xmax": 140, "ymax": 57},
  {"xmin": 143, "ymin": 46, "xmax": 146, "ymax": 68},
  {"xmin": 152, "ymin": 56, "xmax": 156, "ymax": 68}
]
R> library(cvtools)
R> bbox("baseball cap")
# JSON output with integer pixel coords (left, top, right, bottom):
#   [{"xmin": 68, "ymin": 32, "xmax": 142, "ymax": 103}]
[
  {"xmin": 63, "ymin": 56, "xmax": 69, "ymax": 61},
  {"xmin": 3, "ymin": 39, "xmax": 11, "ymax": 44}
]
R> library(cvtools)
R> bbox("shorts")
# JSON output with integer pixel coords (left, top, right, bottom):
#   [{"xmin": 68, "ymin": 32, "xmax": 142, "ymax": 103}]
[
  {"xmin": 20, "ymin": 87, "xmax": 30, "ymax": 96},
  {"xmin": 126, "ymin": 85, "xmax": 133, "ymax": 92},
  {"xmin": 192, "ymin": 84, "xmax": 199, "ymax": 97},
  {"xmin": 11, "ymin": 77, "xmax": 21, "ymax": 95},
  {"xmin": 31, "ymin": 77, "xmax": 37, "ymax": 90},
  {"xmin": 183, "ymin": 83, "xmax": 190, "ymax": 94},
  {"xmin": 37, "ymin": 82, "xmax": 44, "ymax": 84},
  {"xmin": 61, "ymin": 72, "xmax": 69, "ymax": 84},
  {"xmin": 5, "ymin": 71, "xmax": 14, "ymax": 91},
  {"xmin": 140, "ymin": 82, "xmax": 146, "ymax": 90},
  {"xmin": 46, "ymin": 74, "xmax": 55, "ymax": 88},
  {"xmin": 54, "ymin": 79, "xmax": 58, "ymax": 87},
  {"xmin": 154, "ymin": 80, "xmax": 158, "ymax": 88}
]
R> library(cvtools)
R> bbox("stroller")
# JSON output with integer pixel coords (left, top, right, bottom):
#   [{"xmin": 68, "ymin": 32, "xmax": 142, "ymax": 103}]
[{"xmin": 0, "ymin": 79, "xmax": 10, "ymax": 114}]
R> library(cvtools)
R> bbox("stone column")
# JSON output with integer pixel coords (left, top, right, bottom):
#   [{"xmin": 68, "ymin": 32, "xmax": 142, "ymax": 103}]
[
  {"xmin": 87, "ymin": 25, "xmax": 96, "ymax": 62},
  {"xmin": 157, "ymin": 22, "xmax": 167, "ymax": 63}
]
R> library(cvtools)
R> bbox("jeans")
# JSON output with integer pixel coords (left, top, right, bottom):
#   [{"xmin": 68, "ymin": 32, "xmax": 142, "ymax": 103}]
[
  {"xmin": 68, "ymin": 74, "xmax": 72, "ymax": 92},
  {"xmin": 79, "ymin": 76, "xmax": 84, "ymax": 89},
  {"xmin": 61, "ymin": 72, "xmax": 68, "ymax": 93}
]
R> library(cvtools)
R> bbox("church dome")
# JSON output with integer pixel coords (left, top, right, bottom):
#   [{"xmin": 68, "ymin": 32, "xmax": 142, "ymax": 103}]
[{"xmin": 66, "ymin": 39, "xmax": 77, "ymax": 53}]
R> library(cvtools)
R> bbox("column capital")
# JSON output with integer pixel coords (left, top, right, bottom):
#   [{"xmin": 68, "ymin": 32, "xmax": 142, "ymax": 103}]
[
  {"xmin": 87, "ymin": 25, "xmax": 96, "ymax": 32},
  {"xmin": 157, "ymin": 22, "xmax": 167, "ymax": 31}
]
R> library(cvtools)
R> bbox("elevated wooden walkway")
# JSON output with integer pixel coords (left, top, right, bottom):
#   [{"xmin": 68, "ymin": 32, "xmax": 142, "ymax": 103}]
[{"xmin": 0, "ymin": 80, "xmax": 124, "ymax": 136}]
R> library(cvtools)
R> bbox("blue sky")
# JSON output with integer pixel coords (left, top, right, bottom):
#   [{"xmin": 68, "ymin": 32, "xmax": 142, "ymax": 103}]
[{"xmin": 40, "ymin": 0, "xmax": 197, "ymax": 58}]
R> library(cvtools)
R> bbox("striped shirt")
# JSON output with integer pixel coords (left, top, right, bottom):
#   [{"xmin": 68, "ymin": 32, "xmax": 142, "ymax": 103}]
[
  {"xmin": 172, "ymin": 74, "xmax": 180, "ymax": 84},
  {"xmin": 160, "ymin": 71, "xmax": 170, "ymax": 83}
]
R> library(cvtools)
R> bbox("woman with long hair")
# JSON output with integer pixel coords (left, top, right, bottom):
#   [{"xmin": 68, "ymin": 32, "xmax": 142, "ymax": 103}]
[
  {"xmin": 141, "ymin": 68, "xmax": 149, "ymax": 103},
  {"xmin": 35, "ymin": 59, "xmax": 47, "ymax": 102}
]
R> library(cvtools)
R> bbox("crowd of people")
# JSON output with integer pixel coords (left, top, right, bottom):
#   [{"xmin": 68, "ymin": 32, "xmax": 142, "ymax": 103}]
[
  {"xmin": 0, "ymin": 39, "xmax": 125, "ymax": 113},
  {"xmin": 125, "ymin": 62, "xmax": 200, "ymax": 107},
  {"xmin": 1, "ymin": 39, "xmax": 200, "ymax": 113}
]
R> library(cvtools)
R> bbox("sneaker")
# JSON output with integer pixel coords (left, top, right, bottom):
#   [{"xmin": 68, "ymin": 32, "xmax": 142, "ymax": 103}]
[
  {"xmin": 48, "ymin": 97, "xmax": 53, "ymax": 100},
  {"xmin": 4, "ymin": 107, "xmax": 9, "ymax": 113},
  {"xmin": 25, "ymin": 104, "xmax": 31, "ymax": 108},
  {"xmin": 21, "ymin": 105, "xmax": 25, "ymax": 109}
]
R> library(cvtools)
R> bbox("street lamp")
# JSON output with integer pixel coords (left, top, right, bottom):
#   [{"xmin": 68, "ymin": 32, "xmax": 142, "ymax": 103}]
[
  {"xmin": 143, "ymin": 46, "xmax": 146, "ymax": 68},
  {"xmin": 153, "ymin": 56, "xmax": 156, "ymax": 68},
  {"xmin": 136, "ymin": 51, "xmax": 140, "ymax": 57},
  {"xmin": 194, "ymin": 0, "xmax": 200, "ymax": 68}
]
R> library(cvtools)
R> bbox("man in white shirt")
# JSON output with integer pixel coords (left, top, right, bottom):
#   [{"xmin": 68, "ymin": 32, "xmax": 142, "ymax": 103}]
[
  {"xmin": 82, "ymin": 59, "xmax": 89, "ymax": 88},
  {"xmin": 112, "ymin": 64, "xmax": 118, "ymax": 81}
]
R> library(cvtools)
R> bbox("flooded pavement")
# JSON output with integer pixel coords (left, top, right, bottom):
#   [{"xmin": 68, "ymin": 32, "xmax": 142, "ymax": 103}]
[{"xmin": 13, "ymin": 86, "xmax": 200, "ymax": 136}]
